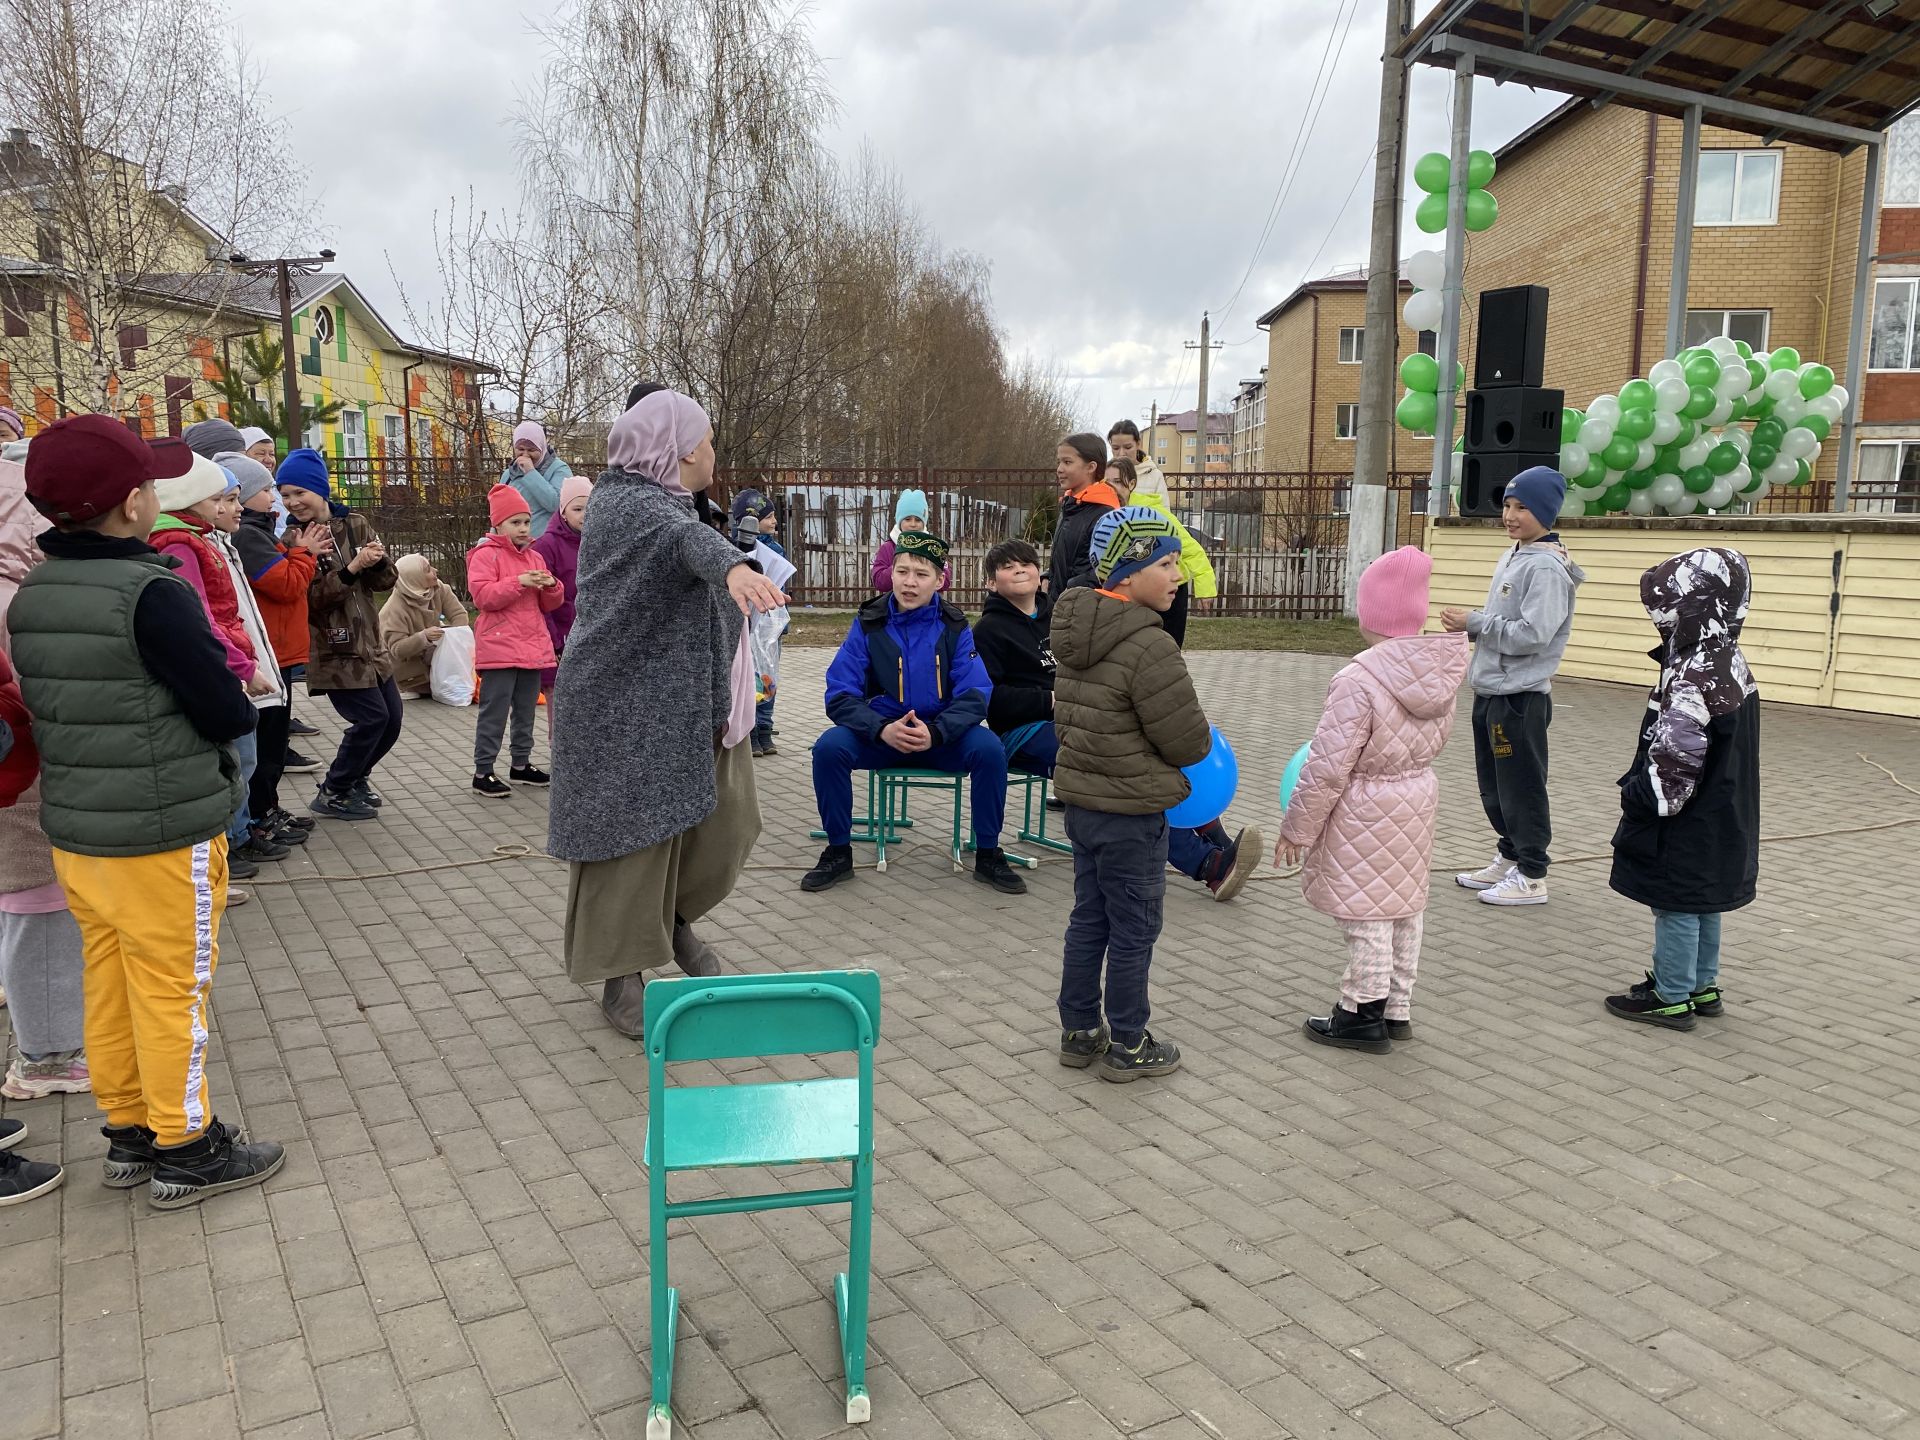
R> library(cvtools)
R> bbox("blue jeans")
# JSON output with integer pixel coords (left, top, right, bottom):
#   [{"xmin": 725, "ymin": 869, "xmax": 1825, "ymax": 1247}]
[
  {"xmin": 1652, "ymin": 909, "xmax": 1722, "ymax": 1001},
  {"xmin": 1008, "ymin": 720, "xmax": 1222, "ymax": 879},
  {"xmin": 812, "ymin": 724, "xmax": 1008, "ymax": 849},
  {"xmin": 756, "ymin": 694, "xmax": 775, "ymax": 735},
  {"xmin": 1059, "ymin": 806, "xmax": 1168, "ymax": 1046},
  {"xmin": 228, "ymin": 728, "xmax": 258, "ymax": 844}
]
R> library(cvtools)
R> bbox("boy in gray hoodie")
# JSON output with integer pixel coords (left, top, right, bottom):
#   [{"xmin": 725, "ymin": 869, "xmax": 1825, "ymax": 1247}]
[{"xmin": 1441, "ymin": 466, "xmax": 1584, "ymax": 906}]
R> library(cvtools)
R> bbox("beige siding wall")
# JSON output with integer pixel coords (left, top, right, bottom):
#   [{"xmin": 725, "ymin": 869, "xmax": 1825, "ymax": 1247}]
[{"xmin": 1426, "ymin": 517, "xmax": 1920, "ymax": 717}]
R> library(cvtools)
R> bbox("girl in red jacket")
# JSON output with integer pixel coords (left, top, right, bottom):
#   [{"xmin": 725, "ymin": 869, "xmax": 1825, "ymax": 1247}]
[{"xmin": 466, "ymin": 485, "xmax": 564, "ymax": 797}]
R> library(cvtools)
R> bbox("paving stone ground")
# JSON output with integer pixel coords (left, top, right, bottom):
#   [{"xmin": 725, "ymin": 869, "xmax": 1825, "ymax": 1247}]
[{"xmin": 5, "ymin": 645, "xmax": 1920, "ymax": 1440}]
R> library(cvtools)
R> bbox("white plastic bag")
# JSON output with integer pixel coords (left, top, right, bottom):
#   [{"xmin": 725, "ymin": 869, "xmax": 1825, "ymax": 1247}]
[{"xmin": 429, "ymin": 625, "xmax": 476, "ymax": 707}]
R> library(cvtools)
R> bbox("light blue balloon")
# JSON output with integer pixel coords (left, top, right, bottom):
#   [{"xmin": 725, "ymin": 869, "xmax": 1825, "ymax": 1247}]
[
  {"xmin": 1165, "ymin": 725, "xmax": 1239, "ymax": 829},
  {"xmin": 1279, "ymin": 742, "xmax": 1312, "ymax": 812}
]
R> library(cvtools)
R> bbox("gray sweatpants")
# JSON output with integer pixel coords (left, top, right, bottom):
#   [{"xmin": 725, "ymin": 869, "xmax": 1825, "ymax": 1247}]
[
  {"xmin": 0, "ymin": 907, "xmax": 86, "ymax": 1057},
  {"xmin": 475, "ymin": 667, "xmax": 541, "ymax": 775}
]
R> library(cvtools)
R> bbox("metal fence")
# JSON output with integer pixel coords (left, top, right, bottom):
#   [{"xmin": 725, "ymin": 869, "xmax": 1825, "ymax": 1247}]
[
  {"xmin": 353, "ymin": 461, "xmax": 1441, "ymax": 614},
  {"xmin": 348, "ymin": 457, "xmax": 1851, "ymax": 612}
]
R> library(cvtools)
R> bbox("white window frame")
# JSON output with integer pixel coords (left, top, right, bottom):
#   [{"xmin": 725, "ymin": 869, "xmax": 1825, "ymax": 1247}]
[
  {"xmin": 1334, "ymin": 403, "xmax": 1359, "ymax": 440},
  {"xmin": 1684, "ymin": 309, "xmax": 1771, "ymax": 351},
  {"xmin": 340, "ymin": 407, "xmax": 365, "ymax": 459},
  {"xmin": 1337, "ymin": 327, "xmax": 1364, "ymax": 364},
  {"xmin": 1695, "ymin": 150, "xmax": 1781, "ymax": 227},
  {"xmin": 1870, "ymin": 277, "xmax": 1920, "ymax": 371},
  {"xmin": 304, "ymin": 415, "xmax": 325, "ymax": 451},
  {"xmin": 1854, "ymin": 440, "xmax": 1920, "ymax": 513},
  {"xmin": 414, "ymin": 415, "xmax": 433, "ymax": 456},
  {"xmin": 382, "ymin": 413, "xmax": 404, "ymax": 453}
]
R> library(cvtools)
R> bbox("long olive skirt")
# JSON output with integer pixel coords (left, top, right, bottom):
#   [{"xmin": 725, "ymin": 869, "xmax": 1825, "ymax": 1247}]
[{"xmin": 562, "ymin": 740, "xmax": 761, "ymax": 984}]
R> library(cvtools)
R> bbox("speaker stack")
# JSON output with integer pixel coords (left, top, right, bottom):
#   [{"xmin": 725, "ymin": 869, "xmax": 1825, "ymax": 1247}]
[{"xmin": 1459, "ymin": 284, "xmax": 1558, "ymax": 518}]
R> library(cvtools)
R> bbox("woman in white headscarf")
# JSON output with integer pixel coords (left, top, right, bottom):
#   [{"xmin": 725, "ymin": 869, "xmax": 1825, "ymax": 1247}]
[{"xmin": 546, "ymin": 389, "xmax": 786, "ymax": 1038}]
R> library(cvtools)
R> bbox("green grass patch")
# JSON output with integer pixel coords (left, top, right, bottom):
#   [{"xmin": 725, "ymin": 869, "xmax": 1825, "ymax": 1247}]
[{"xmin": 782, "ymin": 609, "xmax": 1360, "ymax": 655}]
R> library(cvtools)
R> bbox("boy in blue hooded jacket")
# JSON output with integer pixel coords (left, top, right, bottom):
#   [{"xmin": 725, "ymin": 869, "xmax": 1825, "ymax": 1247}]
[{"xmin": 803, "ymin": 530, "xmax": 1026, "ymax": 896}]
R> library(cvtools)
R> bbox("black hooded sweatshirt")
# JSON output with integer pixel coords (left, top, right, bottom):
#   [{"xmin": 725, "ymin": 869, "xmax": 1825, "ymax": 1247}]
[{"xmin": 972, "ymin": 591, "xmax": 1055, "ymax": 735}]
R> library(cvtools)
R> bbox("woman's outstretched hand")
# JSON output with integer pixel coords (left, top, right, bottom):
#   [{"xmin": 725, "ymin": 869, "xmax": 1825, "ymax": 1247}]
[{"xmin": 727, "ymin": 565, "xmax": 787, "ymax": 616}]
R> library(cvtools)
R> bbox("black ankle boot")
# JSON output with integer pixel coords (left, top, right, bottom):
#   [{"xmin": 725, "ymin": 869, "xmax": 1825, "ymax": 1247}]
[{"xmin": 1303, "ymin": 997, "xmax": 1392, "ymax": 1053}]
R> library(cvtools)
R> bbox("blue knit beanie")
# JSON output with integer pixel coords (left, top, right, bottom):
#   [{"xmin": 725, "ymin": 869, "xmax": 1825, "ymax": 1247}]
[
  {"xmin": 277, "ymin": 447, "xmax": 330, "ymax": 500},
  {"xmin": 1505, "ymin": 465, "xmax": 1566, "ymax": 531},
  {"xmin": 894, "ymin": 488, "xmax": 928, "ymax": 524}
]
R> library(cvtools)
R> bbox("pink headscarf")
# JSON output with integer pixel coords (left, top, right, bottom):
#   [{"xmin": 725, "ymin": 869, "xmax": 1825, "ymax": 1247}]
[
  {"xmin": 511, "ymin": 419, "xmax": 548, "ymax": 457},
  {"xmin": 606, "ymin": 390, "xmax": 707, "ymax": 498}
]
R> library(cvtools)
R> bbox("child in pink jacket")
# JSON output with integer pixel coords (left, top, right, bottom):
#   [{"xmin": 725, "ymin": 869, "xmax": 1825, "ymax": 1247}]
[
  {"xmin": 1276, "ymin": 547, "xmax": 1468, "ymax": 1053},
  {"xmin": 467, "ymin": 485, "xmax": 564, "ymax": 797}
]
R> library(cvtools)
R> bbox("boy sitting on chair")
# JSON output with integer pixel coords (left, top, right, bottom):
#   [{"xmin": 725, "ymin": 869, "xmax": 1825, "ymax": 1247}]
[{"xmin": 803, "ymin": 530, "xmax": 1027, "ymax": 897}]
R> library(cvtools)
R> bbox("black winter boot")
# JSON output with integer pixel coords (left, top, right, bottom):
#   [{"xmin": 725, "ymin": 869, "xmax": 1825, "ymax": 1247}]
[{"xmin": 1303, "ymin": 997, "xmax": 1392, "ymax": 1053}]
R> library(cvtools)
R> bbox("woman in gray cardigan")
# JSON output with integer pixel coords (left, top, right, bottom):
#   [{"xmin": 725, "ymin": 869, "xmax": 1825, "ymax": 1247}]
[{"xmin": 546, "ymin": 390, "xmax": 786, "ymax": 1037}]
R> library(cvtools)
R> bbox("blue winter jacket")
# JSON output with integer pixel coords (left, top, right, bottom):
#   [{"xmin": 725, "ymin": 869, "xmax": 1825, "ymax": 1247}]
[{"xmin": 825, "ymin": 593, "xmax": 992, "ymax": 747}]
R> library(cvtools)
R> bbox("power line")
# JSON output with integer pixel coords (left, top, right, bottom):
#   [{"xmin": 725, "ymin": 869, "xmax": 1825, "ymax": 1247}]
[
  {"xmin": 1213, "ymin": 0, "xmax": 1365, "ymax": 327},
  {"xmin": 1296, "ymin": 145, "xmax": 1376, "ymax": 287}
]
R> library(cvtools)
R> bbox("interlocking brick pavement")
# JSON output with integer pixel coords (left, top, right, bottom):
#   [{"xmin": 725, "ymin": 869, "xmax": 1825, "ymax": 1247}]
[{"xmin": 4, "ymin": 645, "xmax": 1920, "ymax": 1440}]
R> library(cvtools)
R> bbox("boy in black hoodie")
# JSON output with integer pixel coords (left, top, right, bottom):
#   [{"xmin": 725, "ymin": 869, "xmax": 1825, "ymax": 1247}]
[{"xmin": 972, "ymin": 541, "xmax": 1059, "ymax": 773}]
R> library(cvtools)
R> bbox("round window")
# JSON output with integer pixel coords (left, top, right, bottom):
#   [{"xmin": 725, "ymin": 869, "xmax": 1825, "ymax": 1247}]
[{"xmin": 313, "ymin": 308, "xmax": 335, "ymax": 345}]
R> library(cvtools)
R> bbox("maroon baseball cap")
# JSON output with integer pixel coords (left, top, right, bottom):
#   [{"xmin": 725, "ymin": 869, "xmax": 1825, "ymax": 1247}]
[{"xmin": 24, "ymin": 414, "xmax": 194, "ymax": 524}]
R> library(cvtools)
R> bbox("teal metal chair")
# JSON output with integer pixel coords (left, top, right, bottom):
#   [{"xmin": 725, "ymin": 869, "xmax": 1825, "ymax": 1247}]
[
  {"xmin": 644, "ymin": 971, "xmax": 880, "ymax": 1438},
  {"xmin": 1006, "ymin": 770, "xmax": 1073, "ymax": 856},
  {"xmin": 811, "ymin": 766, "xmax": 1042, "ymax": 872}
]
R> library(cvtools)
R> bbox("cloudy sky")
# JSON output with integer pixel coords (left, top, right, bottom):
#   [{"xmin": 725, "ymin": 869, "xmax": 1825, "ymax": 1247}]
[{"xmin": 229, "ymin": 0, "xmax": 1560, "ymax": 439}]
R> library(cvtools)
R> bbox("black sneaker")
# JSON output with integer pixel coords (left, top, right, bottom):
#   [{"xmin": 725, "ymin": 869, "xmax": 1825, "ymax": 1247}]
[
  {"xmin": 1100, "ymin": 1031, "xmax": 1181, "ymax": 1082},
  {"xmin": 1045, "ymin": 795, "xmax": 1066, "ymax": 812},
  {"xmin": 287, "ymin": 717, "xmax": 319, "ymax": 736},
  {"xmin": 235, "ymin": 831, "xmax": 291, "ymax": 863},
  {"xmin": 1605, "ymin": 983, "xmax": 1696, "ymax": 1031},
  {"xmin": 310, "ymin": 787, "xmax": 377, "ymax": 821},
  {"xmin": 148, "ymin": 1119, "xmax": 285, "ymax": 1210},
  {"xmin": 749, "ymin": 732, "xmax": 769, "ymax": 758},
  {"xmin": 0, "ymin": 1117, "xmax": 23, "ymax": 1151},
  {"xmin": 268, "ymin": 821, "xmax": 309, "ymax": 847},
  {"xmin": 101, "ymin": 1123, "xmax": 161, "ymax": 1189},
  {"xmin": 473, "ymin": 773, "xmax": 512, "ymax": 799},
  {"xmin": 800, "ymin": 844, "xmax": 855, "ymax": 893},
  {"xmin": 268, "ymin": 807, "xmax": 316, "ymax": 833},
  {"xmin": 281, "ymin": 748, "xmax": 319, "ymax": 773},
  {"xmin": 228, "ymin": 852, "xmax": 260, "ymax": 880},
  {"xmin": 973, "ymin": 848, "xmax": 1028, "ymax": 896},
  {"xmin": 1304, "ymin": 997, "xmax": 1392, "ymax": 1054},
  {"xmin": 1386, "ymin": 1019, "xmax": 1414, "ymax": 1042},
  {"xmin": 0, "ymin": 1144, "xmax": 63, "ymax": 1206},
  {"xmin": 1059, "ymin": 1026, "xmax": 1110, "ymax": 1069},
  {"xmin": 350, "ymin": 780, "xmax": 384, "ymax": 808},
  {"xmin": 1631, "ymin": 971, "xmax": 1723, "ymax": 1017},
  {"xmin": 508, "ymin": 766, "xmax": 551, "ymax": 787}
]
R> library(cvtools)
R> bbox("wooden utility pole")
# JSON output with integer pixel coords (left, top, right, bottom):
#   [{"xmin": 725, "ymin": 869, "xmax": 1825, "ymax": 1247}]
[
  {"xmin": 1185, "ymin": 313, "xmax": 1222, "ymax": 475},
  {"xmin": 1347, "ymin": 0, "xmax": 1415, "ymax": 610}
]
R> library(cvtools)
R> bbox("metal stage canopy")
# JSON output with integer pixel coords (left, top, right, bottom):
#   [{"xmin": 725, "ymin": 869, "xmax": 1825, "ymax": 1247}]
[{"xmin": 1398, "ymin": 0, "xmax": 1920, "ymax": 514}]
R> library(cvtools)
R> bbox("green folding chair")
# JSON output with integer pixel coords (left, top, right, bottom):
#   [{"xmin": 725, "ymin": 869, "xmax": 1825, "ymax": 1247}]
[{"xmin": 644, "ymin": 971, "xmax": 880, "ymax": 1439}]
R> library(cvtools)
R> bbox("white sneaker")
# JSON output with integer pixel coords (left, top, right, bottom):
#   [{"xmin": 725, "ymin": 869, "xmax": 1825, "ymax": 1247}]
[
  {"xmin": 1456, "ymin": 854, "xmax": 1516, "ymax": 891},
  {"xmin": 1479, "ymin": 869, "xmax": 1548, "ymax": 906},
  {"xmin": 2, "ymin": 1052, "xmax": 91, "ymax": 1100}
]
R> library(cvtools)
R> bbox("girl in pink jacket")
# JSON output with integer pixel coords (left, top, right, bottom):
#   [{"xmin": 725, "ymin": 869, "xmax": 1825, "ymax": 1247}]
[
  {"xmin": 467, "ymin": 485, "xmax": 564, "ymax": 798},
  {"xmin": 1276, "ymin": 547, "xmax": 1469, "ymax": 1053}
]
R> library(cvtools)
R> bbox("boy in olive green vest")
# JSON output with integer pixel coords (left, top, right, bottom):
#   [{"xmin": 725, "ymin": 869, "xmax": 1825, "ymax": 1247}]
[{"xmin": 11, "ymin": 415, "xmax": 284, "ymax": 1209}]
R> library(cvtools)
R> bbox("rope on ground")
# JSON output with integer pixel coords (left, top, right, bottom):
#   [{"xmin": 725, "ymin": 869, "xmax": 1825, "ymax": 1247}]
[{"xmin": 242, "ymin": 752, "xmax": 1920, "ymax": 887}]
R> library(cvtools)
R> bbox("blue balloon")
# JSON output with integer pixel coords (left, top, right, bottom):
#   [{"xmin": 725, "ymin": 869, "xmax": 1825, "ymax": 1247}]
[
  {"xmin": 1279, "ymin": 742, "xmax": 1312, "ymax": 812},
  {"xmin": 1165, "ymin": 725, "xmax": 1238, "ymax": 828}
]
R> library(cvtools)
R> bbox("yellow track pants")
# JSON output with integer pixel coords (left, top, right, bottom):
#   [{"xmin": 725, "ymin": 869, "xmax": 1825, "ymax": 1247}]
[{"xmin": 52, "ymin": 838, "xmax": 228, "ymax": 1146}]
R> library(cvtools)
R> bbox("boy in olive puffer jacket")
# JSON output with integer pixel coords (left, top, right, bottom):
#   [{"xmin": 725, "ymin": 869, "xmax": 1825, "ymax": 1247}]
[{"xmin": 1051, "ymin": 507, "xmax": 1212, "ymax": 1081}]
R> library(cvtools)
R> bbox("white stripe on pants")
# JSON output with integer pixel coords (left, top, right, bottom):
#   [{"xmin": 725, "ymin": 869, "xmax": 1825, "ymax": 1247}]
[{"xmin": 1338, "ymin": 913, "xmax": 1425, "ymax": 1020}]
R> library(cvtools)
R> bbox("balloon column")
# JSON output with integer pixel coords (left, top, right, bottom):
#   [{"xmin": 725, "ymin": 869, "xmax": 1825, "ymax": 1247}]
[
  {"xmin": 1553, "ymin": 339, "xmax": 1842, "ymax": 517},
  {"xmin": 1398, "ymin": 148, "xmax": 1498, "ymax": 438}
]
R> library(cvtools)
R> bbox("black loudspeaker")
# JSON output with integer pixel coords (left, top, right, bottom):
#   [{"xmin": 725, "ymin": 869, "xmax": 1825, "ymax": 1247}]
[
  {"xmin": 1465, "ymin": 386, "xmax": 1564, "ymax": 453},
  {"xmin": 1460, "ymin": 451, "xmax": 1556, "ymax": 519},
  {"xmin": 1475, "ymin": 285, "xmax": 1549, "ymax": 388}
]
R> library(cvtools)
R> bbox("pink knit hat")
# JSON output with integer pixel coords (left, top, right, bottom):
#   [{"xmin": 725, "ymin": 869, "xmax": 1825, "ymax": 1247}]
[
  {"xmin": 558, "ymin": 475, "xmax": 593, "ymax": 513},
  {"xmin": 1356, "ymin": 546, "xmax": 1433, "ymax": 639}
]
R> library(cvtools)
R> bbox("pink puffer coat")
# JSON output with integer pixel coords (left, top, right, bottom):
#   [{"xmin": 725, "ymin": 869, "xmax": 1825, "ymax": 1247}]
[
  {"xmin": 466, "ymin": 534, "xmax": 564, "ymax": 670},
  {"xmin": 1279, "ymin": 632, "xmax": 1470, "ymax": 921}
]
